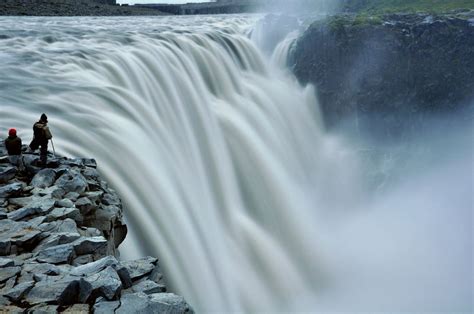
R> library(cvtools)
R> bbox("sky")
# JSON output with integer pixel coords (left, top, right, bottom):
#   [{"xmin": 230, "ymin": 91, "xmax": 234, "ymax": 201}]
[{"xmin": 118, "ymin": 0, "xmax": 212, "ymax": 3}]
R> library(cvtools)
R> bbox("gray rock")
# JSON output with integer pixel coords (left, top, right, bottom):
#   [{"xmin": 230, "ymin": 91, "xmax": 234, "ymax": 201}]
[
  {"xmin": 72, "ymin": 236, "xmax": 108, "ymax": 256},
  {"xmin": 0, "ymin": 209, "xmax": 7, "ymax": 220},
  {"xmin": 7, "ymin": 197, "xmax": 55, "ymax": 221},
  {"xmin": 0, "ymin": 166, "xmax": 16, "ymax": 184},
  {"xmin": 33, "ymin": 232, "xmax": 81, "ymax": 252},
  {"xmin": 28, "ymin": 304, "xmax": 59, "ymax": 313},
  {"xmin": 86, "ymin": 266, "xmax": 122, "ymax": 300},
  {"xmin": 4, "ymin": 280, "xmax": 35, "ymax": 302},
  {"xmin": 94, "ymin": 298, "xmax": 120, "ymax": 313},
  {"xmin": 0, "ymin": 257, "xmax": 15, "ymax": 267},
  {"xmin": 122, "ymin": 257, "xmax": 158, "ymax": 281},
  {"xmin": 64, "ymin": 191, "xmax": 80, "ymax": 201},
  {"xmin": 22, "ymin": 262, "xmax": 60, "ymax": 276},
  {"xmin": 39, "ymin": 218, "xmax": 77, "ymax": 234},
  {"xmin": 72, "ymin": 254, "xmax": 94, "ymax": 266},
  {"xmin": 116, "ymin": 292, "xmax": 193, "ymax": 314},
  {"xmin": 56, "ymin": 198, "xmax": 74, "ymax": 208},
  {"xmin": 62, "ymin": 304, "xmax": 90, "ymax": 313},
  {"xmin": 36, "ymin": 243, "xmax": 74, "ymax": 264},
  {"xmin": 0, "ymin": 220, "xmax": 43, "ymax": 253},
  {"xmin": 79, "ymin": 227, "xmax": 102, "ymax": 237},
  {"xmin": 0, "ymin": 182, "xmax": 25, "ymax": 198},
  {"xmin": 131, "ymin": 279, "xmax": 166, "ymax": 294},
  {"xmin": 70, "ymin": 256, "xmax": 118, "ymax": 276},
  {"xmin": 0, "ymin": 266, "xmax": 21, "ymax": 283},
  {"xmin": 75, "ymin": 197, "xmax": 94, "ymax": 215},
  {"xmin": 31, "ymin": 169, "xmax": 56, "ymax": 188},
  {"xmin": 0, "ymin": 305, "xmax": 24, "ymax": 313},
  {"xmin": 8, "ymin": 196, "xmax": 37, "ymax": 207},
  {"xmin": 0, "ymin": 295, "xmax": 11, "ymax": 306},
  {"xmin": 46, "ymin": 207, "xmax": 82, "ymax": 223},
  {"xmin": 55, "ymin": 170, "xmax": 88, "ymax": 194},
  {"xmin": 82, "ymin": 167, "xmax": 100, "ymax": 181},
  {"xmin": 24, "ymin": 278, "xmax": 87, "ymax": 306},
  {"xmin": 116, "ymin": 265, "xmax": 133, "ymax": 289},
  {"xmin": 102, "ymin": 193, "xmax": 121, "ymax": 206}
]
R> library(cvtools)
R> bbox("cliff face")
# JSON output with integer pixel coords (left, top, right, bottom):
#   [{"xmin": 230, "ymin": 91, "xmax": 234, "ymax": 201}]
[
  {"xmin": 290, "ymin": 12, "xmax": 474, "ymax": 138},
  {"xmin": 0, "ymin": 147, "xmax": 193, "ymax": 313}
]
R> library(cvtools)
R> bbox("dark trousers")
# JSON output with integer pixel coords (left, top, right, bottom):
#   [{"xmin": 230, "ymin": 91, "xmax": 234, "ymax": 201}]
[{"xmin": 30, "ymin": 139, "xmax": 48, "ymax": 166}]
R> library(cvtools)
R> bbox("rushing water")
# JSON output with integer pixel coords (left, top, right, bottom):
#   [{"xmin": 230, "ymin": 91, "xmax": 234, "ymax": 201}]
[{"xmin": 0, "ymin": 16, "xmax": 471, "ymax": 313}]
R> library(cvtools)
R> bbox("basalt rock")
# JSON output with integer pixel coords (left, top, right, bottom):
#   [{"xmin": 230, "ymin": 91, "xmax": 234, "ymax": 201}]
[
  {"xmin": 291, "ymin": 12, "xmax": 474, "ymax": 139},
  {"xmin": 0, "ymin": 151, "xmax": 192, "ymax": 313}
]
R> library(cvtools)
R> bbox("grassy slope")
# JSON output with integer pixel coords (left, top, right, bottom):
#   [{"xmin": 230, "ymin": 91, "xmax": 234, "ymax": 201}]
[{"xmin": 342, "ymin": 0, "xmax": 474, "ymax": 13}]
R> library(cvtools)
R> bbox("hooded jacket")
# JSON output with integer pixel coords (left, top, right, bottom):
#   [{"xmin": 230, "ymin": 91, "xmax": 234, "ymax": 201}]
[{"xmin": 5, "ymin": 135, "xmax": 22, "ymax": 156}]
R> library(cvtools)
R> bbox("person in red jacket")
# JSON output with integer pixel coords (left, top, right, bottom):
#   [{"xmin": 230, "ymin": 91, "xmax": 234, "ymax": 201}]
[{"xmin": 4, "ymin": 128, "xmax": 24, "ymax": 170}]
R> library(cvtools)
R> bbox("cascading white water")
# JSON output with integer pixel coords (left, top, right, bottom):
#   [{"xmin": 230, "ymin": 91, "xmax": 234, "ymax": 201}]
[{"xmin": 1, "ymin": 15, "xmax": 471, "ymax": 313}]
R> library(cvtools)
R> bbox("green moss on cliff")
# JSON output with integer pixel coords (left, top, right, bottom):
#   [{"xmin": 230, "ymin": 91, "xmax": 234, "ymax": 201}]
[{"xmin": 343, "ymin": 0, "xmax": 474, "ymax": 13}]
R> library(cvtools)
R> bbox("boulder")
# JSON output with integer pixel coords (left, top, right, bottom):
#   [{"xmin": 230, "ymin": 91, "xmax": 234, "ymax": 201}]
[
  {"xmin": 72, "ymin": 236, "xmax": 108, "ymax": 256},
  {"xmin": 0, "ymin": 266, "xmax": 21, "ymax": 283},
  {"xmin": 7, "ymin": 197, "xmax": 55, "ymax": 221},
  {"xmin": 4, "ymin": 280, "xmax": 35, "ymax": 302},
  {"xmin": 121, "ymin": 257, "xmax": 158, "ymax": 281},
  {"xmin": 129, "ymin": 279, "xmax": 166, "ymax": 295},
  {"xmin": 36, "ymin": 243, "xmax": 75, "ymax": 264},
  {"xmin": 116, "ymin": 292, "xmax": 194, "ymax": 314},
  {"xmin": 55, "ymin": 170, "xmax": 88, "ymax": 194},
  {"xmin": 46, "ymin": 207, "xmax": 82, "ymax": 223},
  {"xmin": 30, "ymin": 168, "xmax": 56, "ymax": 188},
  {"xmin": 39, "ymin": 218, "xmax": 77, "ymax": 234},
  {"xmin": 0, "ymin": 166, "xmax": 16, "ymax": 184},
  {"xmin": 0, "ymin": 257, "xmax": 15, "ymax": 267},
  {"xmin": 0, "ymin": 182, "xmax": 25, "ymax": 198},
  {"xmin": 25, "ymin": 279, "xmax": 80, "ymax": 306},
  {"xmin": 75, "ymin": 197, "xmax": 94, "ymax": 215},
  {"xmin": 70, "ymin": 256, "xmax": 118, "ymax": 276},
  {"xmin": 94, "ymin": 298, "xmax": 121, "ymax": 313},
  {"xmin": 86, "ymin": 266, "xmax": 122, "ymax": 301},
  {"xmin": 33, "ymin": 232, "xmax": 81, "ymax": 252},
  {"xmin": 56, "ymin": 198, "xmax": 74, "ymax": 208}
]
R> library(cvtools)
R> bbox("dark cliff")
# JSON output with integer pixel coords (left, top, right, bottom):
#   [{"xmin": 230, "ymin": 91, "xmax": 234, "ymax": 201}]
[{"xmin": 290, "ymin": 12, "xmax": 474, "ymax": 138}]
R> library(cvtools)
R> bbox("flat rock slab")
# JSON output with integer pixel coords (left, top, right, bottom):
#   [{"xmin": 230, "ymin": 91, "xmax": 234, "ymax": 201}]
[
  {"xmin": 36, "ymin": 243, "xmax": 74, "ymax": 264},
  {"xmin": 31, "ymin": 169, "xmax": 57, "ymax": 188},
  {"xmin": 0, "ymin": 182, "xmax": 25, "ymax": 198},
  {"xmin": 4, "ymin": 280, "xmax": 35, "ymax": 302},
  {"xmin": 0, "ymin": 166, "xmax": 17, "ymax": 184},
  {"xmin": 116, "ymin": 292, "xmax": 194, "ymax": 314},
  {"xmin": 0, "ymin": 266, "xmax": 21, "ymax": 283},
  {"xmin": 122, "ymin": 256, "xmax": 158, "ymax": 281}
]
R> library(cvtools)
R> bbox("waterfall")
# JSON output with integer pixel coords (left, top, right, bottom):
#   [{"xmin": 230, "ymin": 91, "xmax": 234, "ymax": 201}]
[{"xmin": 0, "ymin": 15, "xmax": 471, "ymax": 313}]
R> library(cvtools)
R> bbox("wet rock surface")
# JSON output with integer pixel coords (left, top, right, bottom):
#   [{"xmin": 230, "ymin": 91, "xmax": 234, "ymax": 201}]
[
  {"xmin": 291, "ymin": 11, "xmax": 474, "ymax": 138},
  {"xmin": 0, "ymin": 148, "xmax": 193, "ymax": 313}
]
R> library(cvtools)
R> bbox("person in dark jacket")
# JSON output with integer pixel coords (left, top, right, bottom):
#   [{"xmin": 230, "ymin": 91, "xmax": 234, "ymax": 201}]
[
  {"xmin": 4, "ymin": 128, "xmax": 24, "ymax": 170},
  {"xmin": 29, "ymin": 113, "xmax": 52, "ymax": 167}
]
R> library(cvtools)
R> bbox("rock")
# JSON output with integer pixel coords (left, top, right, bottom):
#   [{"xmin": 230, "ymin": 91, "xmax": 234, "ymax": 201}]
[
  {"xmin": 94, "ymin": 298, "xmax": 121, "ymax": 313},
  {"xmin": 0, "ymin": 266, "xmax": 21, "ymax": 283},
  {"xmin": 36, "ymin": 243, "xmax": 75, "ymax": 264},
  {"xmin": 22, "ymin": 262, "xmax": 60, "ymax": 276},
  {"xmin": 0, "ymin": 220, "xmax": 43, "ymax": 254},
  {"xmin": 116, "ymin": 292, "xmax": 193, "ymax": 314},
  {"xmin": 0, "ymin": 305, "xmax": 24, "ymax": 313},
  {"xmin": 0, "ymin": 182, "xmax": 25, "ymax": 198},
  {"xmin": 102, "ymin": 193, "xmax": 121, "ymax": 207},
  {"xmin": 82, "ymin": 167, "xmax": 100, "ymax": 181},
  {"xmin": 4, "ymin": 280, "xmax": 35, "ymax": 302},
  {"xmin": 72, "ymin": 236, "xmax": 108, "ymax": 256},
  {"xmin": 75, "ymin": 197, "xmax": 94, "ymax": 215},
  {"xmin": 86, "ymin": 266, "xmax": 122, "ymax": 300},
  {"xmin": 72, "ymin": 254, "xmax": 94, "ymax": 266},
  {"xmin": 70, "ymin": 256, "xmax": 119, "ymax": 276},
  {"xmin": 0, "ymin": 166, "xmax": 17, "ymax": 184},
  {"xmin": 39, "ymin": 218, "xmax": 77, "ymax": 234},
  {"xmin": 46, "ymin": 207, "xmax": 82, "ymax": 223},
  {"xmin": 64, "ymin": 191, "xmax": 80, "ymax": 201},
  {"xmin": 0, "ymin": 295, "xmax": 11, "ymax": 306},
  {"xmin": 0, "ymin": 257, "xmax": 15, "ymax": 267},
  {"xmin": 63, "ymin": 304, "xmax": 90, "ymax": 313},
  {"xmin": 24, "ymin": 278, "xmax": 90, "ymax": 306},
  {"xmin": 122, "ymin": 257, "xmax": 157, "ymax": 281},
  {"xmin": 130, "ymin": 279, "xmax": 166, "ymax": 294},
  {"xmin": 56, "ymin": 198, "xmax": 74, "ymax": 208},
  {"xmin": 7, "ymin": 197, "xmax": 55, "ymax": 221},
  {"xmin": 55, "ymin": 170, "xmax": 88, "ymax": 194},
  {"xmin": 30, "ymin": 169, "xmax": 56, "ymax": 188},
  {"xmin": 33, "ymin": 232, "xmax": 81, "ymax": 252}
]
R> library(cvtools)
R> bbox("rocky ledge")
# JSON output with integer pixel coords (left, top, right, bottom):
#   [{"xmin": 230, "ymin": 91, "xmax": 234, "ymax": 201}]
[{"xmin": 0, "ymin": 147, "xmax": 193, "ymax": 313}]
